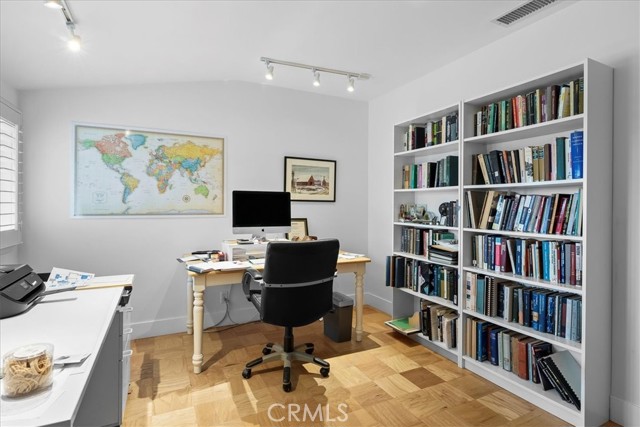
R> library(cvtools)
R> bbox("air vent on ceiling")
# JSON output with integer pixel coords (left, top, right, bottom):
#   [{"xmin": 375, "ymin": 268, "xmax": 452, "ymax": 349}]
[{"xmin": 493, "ymin": 0, "xmax": 557, "ymax": 26}]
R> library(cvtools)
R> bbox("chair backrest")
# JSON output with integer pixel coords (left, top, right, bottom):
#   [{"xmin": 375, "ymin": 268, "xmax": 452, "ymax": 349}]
[{"xmin": 259, "ymin": 239, "xmax": 340, "ymax": 327}]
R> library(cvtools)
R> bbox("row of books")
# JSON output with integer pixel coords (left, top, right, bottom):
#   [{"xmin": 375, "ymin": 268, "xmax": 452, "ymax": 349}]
[
  {"xmin": 421, "ymin": 300, "xmax": 458, "ymax": 349},
  {"xmin": 465, "ymin": 316, "xmax": 581, "ymax": 410},
  {"xmin": 467, "ymin": 189, "xmax": 583, "ymax": 237},
  {"xmin": 472, "ymin": 78, "xmax": 583, "ymax": 136},
  {"xmin": 470, "ymin": 235, "xmax": 583, "ymax": 286},
  {"xmin": 385, "ymin": 256, "xmax": 459, "ymax": 305},
  {"xmin": 400, "ymin": 155, "xmax": 458, "ymax": 189},
  {"xmin": 465, "ymin": 272, "xmax": 582, "ymax": 341},
  {"xmin": 398, "ymin": 228, "xmax": 455, "ymax": 257},
  {"xmin": 402, "ymin": 112, "xmax": 459, "ymax": 151},
  {"xmin": 471, "ymin": 131, "xmax": 584, "ymax": 185}
]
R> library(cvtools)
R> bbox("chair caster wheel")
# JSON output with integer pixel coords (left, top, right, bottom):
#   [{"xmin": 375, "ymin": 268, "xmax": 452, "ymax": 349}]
[
  {"xmin": 262, "ymin": 348, "xmax": 272, "ymax": 355},
  {"xmin": 283, "ymin": 383, "xmax": 292, "ymax": 392},
  {"xmin": 320, "ymin": 367, "xmax": 330, "ymax": 377},
  {"xmin": 242, "ymin": 368, "xmax": 252, "ymax": 379}
]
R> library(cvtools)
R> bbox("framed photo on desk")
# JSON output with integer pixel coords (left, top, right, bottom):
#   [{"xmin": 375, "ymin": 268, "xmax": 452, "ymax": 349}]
[
  {"xmin": 284, "ymin": 156, "xmax": 336, "ymax": 202},
  {"xmin": 287, "ymin": 218, "xmax": 308, "ymax": 240}
]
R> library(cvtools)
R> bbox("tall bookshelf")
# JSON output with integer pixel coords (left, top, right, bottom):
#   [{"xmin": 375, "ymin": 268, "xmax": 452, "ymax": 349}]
[
  {"xmin": 391, "ymin": 104, "xmax": 462, "ymax": 363},
  {"xmin": 388, "ymin": 59, "xmax": 612, "ymax": 426}
]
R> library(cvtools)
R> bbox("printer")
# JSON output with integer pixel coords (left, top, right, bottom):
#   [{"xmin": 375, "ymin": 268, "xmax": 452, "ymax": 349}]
[{"xmin": 0, "ymin": 264, "xmax": 46, "ymax": 319}]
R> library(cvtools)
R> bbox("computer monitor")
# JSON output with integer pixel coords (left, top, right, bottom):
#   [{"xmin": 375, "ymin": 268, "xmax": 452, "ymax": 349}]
[{"xmin": 232, "ymin": 190, "xmax": 291, "ymax": 240}]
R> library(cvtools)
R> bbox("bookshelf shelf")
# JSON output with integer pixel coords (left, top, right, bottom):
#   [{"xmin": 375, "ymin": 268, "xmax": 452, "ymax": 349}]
[
  {"xmin": 462, "ymin": 309, "xmax": 582, "ymax": 353},
  {"xmin": 462, "ymin": 266, "xmax": 583, "ymax": 296},
  {"xmin": 464, "ymin": 115, "xmax": 584, "ymax": 145},
  {"xmin": 464, "ymin": 179, "xmax": 583, "ymax": 191},
  {"xmin": 393, "ymin": 251, "xmax": 457, "ymax": 268},
  {"xmin": 462, "ymin": 356, "xmax": 580, "ymax": 425},
  {"xmin": 398, "ymin": 287, "xmax": 458, "ymax": 311},
  {"xmin": 394, "ymin": 140, "xmax": 459, "ymax": 158},
  {"xmin": 394, "ymin": 186, "xmax": 457, "ymax": 193},
  {"xmin": 463, "ymin": 228, "xmax": 584, "ymax": 242},
  {"xmin": 393, "ymin": 222, "xmax": 456, "ymax": 231},
  {"xmin": 388, "ymin": 59, "xmax": 612, "ymax": 426}
]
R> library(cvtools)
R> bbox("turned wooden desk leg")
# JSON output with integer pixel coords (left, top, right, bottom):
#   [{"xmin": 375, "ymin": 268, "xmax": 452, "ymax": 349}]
[
  {"xmin": 192, "ymin": 283, "xmax": 205, "ymax": 374},
  {"xmin": 355, "ymin": 269, "xmax": 365, "ymax": 342},
  {"xmin": 186, "ymin": 277, "xmax": 194, "ymax": 335}
]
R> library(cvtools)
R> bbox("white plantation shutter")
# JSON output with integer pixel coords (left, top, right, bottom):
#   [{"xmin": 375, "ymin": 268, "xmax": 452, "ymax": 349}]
[{"xmin": 0, "ymin": 99, "xmax": 22, "ymax": 248}]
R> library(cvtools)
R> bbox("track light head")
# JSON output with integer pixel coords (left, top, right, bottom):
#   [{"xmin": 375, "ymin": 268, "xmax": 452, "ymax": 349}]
[
  {"xmin": 347, "ymin": 76, "xmax": 355, "ymax": 92},
  {"xmin": 66, "ymin": 22, "xmax": 81, "ymax": 51},
  {"xmin": 313, "ymin": 69, "xmax": 320, "ymax": 87},
  {"xmin": 68, "ymin": 34, "xmax": 81, "ymax": 51},
  {"xmin": 43, "ymin": 0, "xmax": 63, "ymax": 9},
  {"xmin": 265, "ymin": 62, "xmax": 274, "ymax": 80}
]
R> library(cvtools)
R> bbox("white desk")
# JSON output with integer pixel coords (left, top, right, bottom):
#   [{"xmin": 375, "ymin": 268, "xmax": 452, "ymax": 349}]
[
  {"xmin": 0, "ymin": 287, "xmax": 128, "ymax": 427},
  {"xmin": 185, "ymin": 254, "xmax": 371, "ymax": 373}
]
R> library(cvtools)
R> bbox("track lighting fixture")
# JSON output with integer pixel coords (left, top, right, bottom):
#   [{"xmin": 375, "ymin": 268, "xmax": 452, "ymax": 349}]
[
  {"xmin": 260, "ymin": 57, "xmax": 370, "ymax": 93},
  {"xmin": 43, "ymin": 0, "xmax": 81, "ymax": 52},
  {"xmin": 265, "ymin": 61, "xmax": 274, "ymax": 80},
  {"xmin": 43, "ymin": 0, "xmax": 63, "ymax": 9}
]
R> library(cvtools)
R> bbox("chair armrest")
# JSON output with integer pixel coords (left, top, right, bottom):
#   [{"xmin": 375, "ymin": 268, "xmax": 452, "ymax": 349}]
[{"xmin": 242, "ymin": 268, "xmax": 263, "ymax": 301}]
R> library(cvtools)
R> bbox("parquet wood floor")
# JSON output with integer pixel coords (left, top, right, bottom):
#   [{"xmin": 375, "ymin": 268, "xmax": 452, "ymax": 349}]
[{"xmin": 123, "ymin": 306, "xmax": 571, "ymax": 427}]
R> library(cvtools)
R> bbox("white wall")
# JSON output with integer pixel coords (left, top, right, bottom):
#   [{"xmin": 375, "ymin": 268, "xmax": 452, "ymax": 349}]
[
  {"xmin": 367, "ymin": 1, "xmax": 639, "ymax": 424},
  {"xmin": 18, "ymin": 81, "xmax": 368, "ymax": 337}
]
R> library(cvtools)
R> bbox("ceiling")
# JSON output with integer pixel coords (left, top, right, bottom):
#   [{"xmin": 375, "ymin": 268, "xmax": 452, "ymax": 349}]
[{"xmin": 0, "ymin": 1, "xmax": 572, "ymax": 101}]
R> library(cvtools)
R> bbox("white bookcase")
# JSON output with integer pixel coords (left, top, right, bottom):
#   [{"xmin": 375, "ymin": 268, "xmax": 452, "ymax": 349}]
[
  {"xmin": 389, "ymin": 59, "xmax": 612, "ymax": 426},
  {"xmin": 391, "ymin": 103, "xmax": 462, "ymax": 363}
]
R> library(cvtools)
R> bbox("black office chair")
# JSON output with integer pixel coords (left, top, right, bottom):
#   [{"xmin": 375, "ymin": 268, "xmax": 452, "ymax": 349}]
[{"xmin": 241, "ymin": 238, "xmax": 340, "ymax": 392}]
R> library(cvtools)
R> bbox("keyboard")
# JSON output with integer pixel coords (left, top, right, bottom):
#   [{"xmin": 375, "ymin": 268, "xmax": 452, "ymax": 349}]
[{"xmin": 249, "ymin": 258, "xmax": 265, "ymax": 265}]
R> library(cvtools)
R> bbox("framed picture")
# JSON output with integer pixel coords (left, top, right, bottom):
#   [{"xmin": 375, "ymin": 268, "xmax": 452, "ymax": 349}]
[
  {"xmin": 284, "ymin": 156, "xmax": 336, "ymax": 202},
  {"xmin": 287, "ymin": 218, "xmax": 309, "ymax": 240},
  {"xmin": 73, "ymin": 123, "xmax": 224, "ymax": 216}
]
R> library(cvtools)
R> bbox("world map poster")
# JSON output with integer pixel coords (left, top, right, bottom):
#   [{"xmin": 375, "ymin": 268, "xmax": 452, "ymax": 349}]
[{"xmin": 74, "ymin": 125, "xmax": 224, "ymax": 216}]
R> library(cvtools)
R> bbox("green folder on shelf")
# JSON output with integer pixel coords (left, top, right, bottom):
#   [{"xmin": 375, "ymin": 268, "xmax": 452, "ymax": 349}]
[{"xmin": 385, "ymin": 313, "xmax": 421, "ymax": 335}]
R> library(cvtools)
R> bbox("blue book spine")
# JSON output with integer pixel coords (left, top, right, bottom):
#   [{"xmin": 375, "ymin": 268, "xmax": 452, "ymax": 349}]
[
  {"xmin": 546, "ymin": 295, "xmax": 556, "ymax": 334},
  {"xmin": 523, "ymin": 290, "xmax": 531, "ymax": 327},
  {"xmin": 570, "ymin": 131, "xmax": 584, "ymax": 179},
  {"xmin": 477, "ymin": 277, "xmax": 486, "ymax": 314},
  {"xmin": 478, "ymin": 322, "xmax": 489, "ymax": 361},
  {"xmin": 540, "ymin": 196, "xmax": 552, "ymax": 234},
  {"xmin": 489, "ymin": 328, "xmax": 501, "ymax": 366},
  {"xmin": 531, "ymin": 291, "xmax": 540, "ymax": 331},
  {"xmin": 538, "ymin": 293, "xmax": 547, "ymax": 333},
  {"xmin": 542, "ymin": 241, "xmax": 550, "ymax": 281}
]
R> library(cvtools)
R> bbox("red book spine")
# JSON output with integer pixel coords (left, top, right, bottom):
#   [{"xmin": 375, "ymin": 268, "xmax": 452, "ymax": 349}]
[
  {"xmin": 518, "ymin": 340, "xmax": 530, "ymax": 380},
  {"xmin": 494, "ymin": 239, "xmax": 502, "ymax": 272},
  {"xmin": 554, "ymin": 197, "xmax": 569, "ymax": 234}
]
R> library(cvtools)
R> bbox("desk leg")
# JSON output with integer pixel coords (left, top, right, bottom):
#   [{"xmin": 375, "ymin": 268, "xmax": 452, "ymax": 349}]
[
  {"xmin": 192, "ymin": 282, "xmax": 205, "ymax": 374},
  {"xmin": 355, "ymin": 269, "xmax": 365, "ymax": 342},
  {"xmin": 186, "ymin": 276, "xmax": 194, "ymax": 335}
]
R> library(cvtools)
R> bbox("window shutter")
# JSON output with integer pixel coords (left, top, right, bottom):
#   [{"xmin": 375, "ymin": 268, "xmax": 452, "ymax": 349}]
[{"xmin": 0, "ymin": 99, "xmax": 22, "ymax": 248}]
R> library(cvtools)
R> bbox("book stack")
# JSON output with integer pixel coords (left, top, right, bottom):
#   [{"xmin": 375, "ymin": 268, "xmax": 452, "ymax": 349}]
[
  {"xmin": 428, "ymin": 243, "xmax": 458, "ymax": 266},
  {"xmin": 471, "ymin": 131, "xmax": 584, "ymax": 185},
  {"xmin": 468, "ymin": 189, "xmax": 583, "ymax": 237},
  {"xmin": 465, "ymin": 273, "xmax": 582, "ymax": 342},
  {"xmin": 401, "ymin": 155, "xmax": 458, "ymax": 189},
  {"xmin": 473, "ymin": 78, "xmax": 584, "ymax": 137},
  {"xmin": 420, "ymin": 300, "xmax": 458, "ymax": 348}
]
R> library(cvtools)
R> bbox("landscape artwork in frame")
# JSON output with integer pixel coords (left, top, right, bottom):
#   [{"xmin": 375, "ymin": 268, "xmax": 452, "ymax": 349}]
[
  {"xmin": 284, "ymin": 156, "xmax": 336, "ymax": 202},
  {"xmin": 74, "ymin": 124, "xmax": 224, "ymax": 216}
]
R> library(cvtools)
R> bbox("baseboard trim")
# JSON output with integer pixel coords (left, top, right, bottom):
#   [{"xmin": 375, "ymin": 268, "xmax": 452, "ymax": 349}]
[
  {"xmin": 131, "ymin": 292, "xmax": 391, "ymax": 339},
  {"xmin": 132, "ymin": 306, "xmax": 258, "ymax": 339},
  {"xmin": 610, "ymin": 395, "xmax": 640, "ymax": 427}
]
